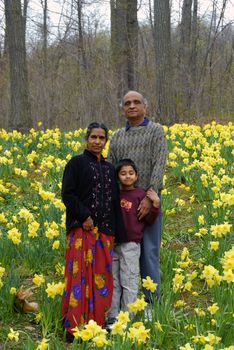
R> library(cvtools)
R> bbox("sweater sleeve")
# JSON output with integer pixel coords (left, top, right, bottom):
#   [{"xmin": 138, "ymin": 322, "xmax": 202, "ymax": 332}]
[
  {"xmin": 111, "ymin": 169, "xmax": 128, "ymax": 243},
  {"xmin": 149, "ymin": 124, "xmax": 168, "ymax": 192},
  {"xmin": 107, "ymin": 134, "xmax": 118, "ymax": 165},
  {"xmin": 144, "ymin": 206, "xmax": 160, "ymax": 225},
  {"xmin": 61, "ymin": 159, "xmax": 91, "ymax": 224}
]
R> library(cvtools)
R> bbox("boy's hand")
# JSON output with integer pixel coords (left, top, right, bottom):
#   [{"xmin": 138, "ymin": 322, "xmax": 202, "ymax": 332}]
[
  {"xmin": 146, "ymin": 188, "xmax": 160, "ymax": 208},
  {"xmin": 137, "ymin": 197, "xmax": 151, "ymax": 220}
]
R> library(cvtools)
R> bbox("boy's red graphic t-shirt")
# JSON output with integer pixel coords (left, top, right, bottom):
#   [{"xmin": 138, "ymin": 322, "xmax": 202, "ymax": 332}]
[{"xmin": 120, "ymin": 188, "xmax": 159, "ymax": 243}]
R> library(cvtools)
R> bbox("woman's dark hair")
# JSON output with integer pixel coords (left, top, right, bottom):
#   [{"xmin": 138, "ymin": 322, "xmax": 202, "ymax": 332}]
[
  {"xmin": 116, "ymin": 158, "xmax": 138, "ymax": 176},
  {"xmin": 85, "ymin": 122, "xmax": 108, "ymax": 141}
]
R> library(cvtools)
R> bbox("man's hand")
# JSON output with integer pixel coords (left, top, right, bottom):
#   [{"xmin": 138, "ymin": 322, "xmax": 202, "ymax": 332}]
[
  {"xmin": 146, "ymin": 188, "xmax": 160, "ymax": 208},
  {"xmin": 82, "ymin": 216, "xmax": 94, "ymax": 231},
  {"xmin": 137, "ymin": 197, "xmax": 151, "ymax": 220}
]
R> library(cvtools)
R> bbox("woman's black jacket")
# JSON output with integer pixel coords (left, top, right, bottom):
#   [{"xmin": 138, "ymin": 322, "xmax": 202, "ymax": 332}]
[{"xmin": 61, "ymin": 149, "xmax": 126, "ymax": 242}]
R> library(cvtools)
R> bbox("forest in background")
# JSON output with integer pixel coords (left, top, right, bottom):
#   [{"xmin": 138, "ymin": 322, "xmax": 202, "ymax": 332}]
[{"xmin": 0, "ymin": 0, "xmax": 233, "ymax": 131}]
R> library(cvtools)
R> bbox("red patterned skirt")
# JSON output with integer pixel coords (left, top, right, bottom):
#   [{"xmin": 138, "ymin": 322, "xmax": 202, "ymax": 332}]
[{"xmin": 62, "ymin": 227, "xmax": 114, "ymax": 334}]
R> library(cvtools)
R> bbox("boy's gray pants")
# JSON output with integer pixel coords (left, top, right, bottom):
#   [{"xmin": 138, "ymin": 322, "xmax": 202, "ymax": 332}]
[{"xmin": 108, "ymin": 241, "xmax": 141, "ymax": 319}]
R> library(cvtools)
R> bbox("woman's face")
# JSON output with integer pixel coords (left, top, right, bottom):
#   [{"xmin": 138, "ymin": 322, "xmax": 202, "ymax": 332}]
[{"xmin": 86, "ymin": 128, "xmax": 107, "ymax": 156}]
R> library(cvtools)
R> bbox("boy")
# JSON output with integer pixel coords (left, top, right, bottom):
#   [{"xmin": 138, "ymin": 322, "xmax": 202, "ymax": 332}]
[{"xmin": 107, "ymin": 159, "xmax": 160, "ymax": 327}]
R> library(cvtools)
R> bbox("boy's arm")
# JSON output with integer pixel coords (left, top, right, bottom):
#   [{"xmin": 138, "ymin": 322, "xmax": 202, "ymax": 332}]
[
  {"xmin": 144, "ymin": 188, "xmax": 160, "ymax": 224},
  {"xmin": 137, "ymin": 188, "xmax": 160, "ymax": 220},
  {"xmin": 137, "ymin": 197, "xmax": 151, "ymax": 220},
  {"xmin": 146, "ymin": 188, "xmax": 160, "ymax": 208},
  {"xmin": 144, "ymin": 206, "xmax": 160, "ymax": 225}
]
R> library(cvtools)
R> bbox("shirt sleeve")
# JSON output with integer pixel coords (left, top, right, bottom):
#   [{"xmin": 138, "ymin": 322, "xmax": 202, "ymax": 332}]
[
  {"xmin": 149, "ymin": 124, "xmax": 168, "ymax": 192},
  {"xmin": 61, "ymin": 159, "xmax": 91, "ymax": 224}
]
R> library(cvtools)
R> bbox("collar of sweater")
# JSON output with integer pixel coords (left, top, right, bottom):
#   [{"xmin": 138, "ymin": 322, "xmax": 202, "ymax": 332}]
[{"xmin": 125, "ymin": 116, "xmax": 150, "ymax": 131}]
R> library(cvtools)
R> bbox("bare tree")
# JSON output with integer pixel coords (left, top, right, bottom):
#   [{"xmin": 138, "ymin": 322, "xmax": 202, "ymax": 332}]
[
  {"xmin": 154, "ymin": 0, "xmax": 175, "ymax": 123},
  {"xmin": 111, "ymin": 0, "xmax": 138, "ymax": 98},
  {"xmin": 4, "ymin": 0, "xmax": 32, "ymax": 131},
  {"xmin": 76, "ymin": 0, "xmax": 87, "ymax": 69},
  {"xmin": 190, "ymin": 0, "xmax": 198, "ymax": 112},
  {"xmin": 179, "ymin": 0, "xmax": 193, "ymax": 113},
  {"xmin": 198, "ymin": 0, "xmax": 228, "ymax": 114},
  {"xmin": 39, "ymin": 0, "xmax": 53, "ymax": 128}
]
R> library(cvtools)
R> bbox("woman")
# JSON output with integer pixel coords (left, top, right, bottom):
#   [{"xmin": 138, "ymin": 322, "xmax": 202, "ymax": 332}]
[{"xmin": 61, "ymin": 122, "xmax": 125, "ymax": 340}]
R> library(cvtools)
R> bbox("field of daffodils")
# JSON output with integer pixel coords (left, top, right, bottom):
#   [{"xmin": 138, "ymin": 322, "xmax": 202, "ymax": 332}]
[{"xmin": 0, "ymin": 122, "xmax": 233, "ymax": 349}]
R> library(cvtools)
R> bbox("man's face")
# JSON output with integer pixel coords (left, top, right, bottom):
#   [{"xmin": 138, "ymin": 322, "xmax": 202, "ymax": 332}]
[{"xmin": 123, "ymin": 91, "xmax": 146, "ymax": 121}]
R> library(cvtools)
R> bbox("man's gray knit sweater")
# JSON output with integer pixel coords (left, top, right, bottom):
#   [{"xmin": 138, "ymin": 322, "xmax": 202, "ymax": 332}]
[{"xmin": 108, "ymin": 121, "xmax": 168, "ymax": 192}]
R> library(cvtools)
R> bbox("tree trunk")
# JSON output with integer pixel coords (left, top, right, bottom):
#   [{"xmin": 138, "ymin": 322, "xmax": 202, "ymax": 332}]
[
  {"xmin": 111, "ymin": 0, "xmax": 138, "ymax": 98},
  {"xmin": 42, "ymin": 0, "xmax": 48, "ymax": 77},
  {"xmin": 40, "ymin": 0, "xmax": 52, "ymax": 128},
  {"xmin": 4, "ymin": 0, "xmax": 32, "ymax": 132},
  {"xmin": 76, "ymin": 0, "xmax": 87, "ymax": 70},
  {"xmin": 190, "ymin": 0, "xmax": 198, "ymax": 114},
  {"xmin": 126, "ymin": 0, "xmax": 138, "ymax": 90},
  {"xmin": 154, "ymin": 0, "xmax": 175, "ymax": 124},
  {"xmin": 179, "ymin": 0, "xmax": 192, "ymax": 114},
  {"xmin": 198, "ymin": 0, "xmax": 228, "ymax": 115}
]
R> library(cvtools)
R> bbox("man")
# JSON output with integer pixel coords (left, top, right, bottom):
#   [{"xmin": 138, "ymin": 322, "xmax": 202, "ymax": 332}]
[{"xmin": 108, "ymin": 90, "xmax": 167, "ymax": 301}]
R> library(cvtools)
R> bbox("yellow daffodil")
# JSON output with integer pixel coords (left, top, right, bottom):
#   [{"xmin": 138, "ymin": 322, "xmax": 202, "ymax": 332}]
[
  {"xmin": 174, "ymin": 299, "xmax": 186, "ymax": 308},
  {"xmin": 142, "ymin": 276, "xmax": 157, "ymax": 292},
  {"xmin": 128, "ymin": 297, "xmax": 147, "ymax": 313},
  {"xmin": 34, "ymin": 312, "xmax": 43, "ymax": 323},
  {"xmin": 71, "ymin": 326, "xmax": 80, "ymax": 339},
  {"xmin": 180, "ymin": 343, "xmax": 194, "ymax": 350},
  {"xmin": 128, "ymin": 324, "xmax": 150, "ymax": 345},
  {"xmin": 0, "ymin": 266, "xmax": 6, "ymax": 278},
  {"xmin": 36, "ymin": 337, "xmax": 49, "ymax": 350},
  {"xmin": 111, "ymin": 320, "xmax": 126, "ymax": 335},
  {"xmin": 210, "ymin": 241, "xmax": 219, "ymax": 251},
  {"xmin": 205, "ymin": 332, "xmax": 221, "ymax": 345},
  {"xmin": 194, "ymin": 308, "xmax": 206, "ymax": 317},
  {"xmin": 155, "ymin": 321, "xmax": 163, "ymax": 332},
  {"xmin": 198, "ymin": 215, "xmax": 205, "ymax": 225},
  {"xmin": 10, "ymin": 287, "xmax": 17, "ymax": 295},
  {"xmin": 92, "ymin": 333, "xmax": 109, "ymax": 347},
  {"xmin": 33, "ymin": 274, "xmax": 45, "ymax": 287},
  {"xmin": 7, "ymin": 328, "xmax": 19, "ymax": 342},
  {"xmin": 79, "ymin": 328, "xmax": 93, "ymax": 341},
  {"xmin": 52, "ymin": 240, "xmax": 60, "ymax": 250},
  {"xmin": 116, "ymin": 310, "xmax": 130, "ymax": 324},
  {"xmin": 208, "ymin": 303, "xmax": 219, "ymax": 315},
  {"xmin": 184, "ymin": 323, "xmax": 195, "ymax": 331},
  {"xmin": 7, "ymin": 227, "xmax": 22, "ymax": 245}
]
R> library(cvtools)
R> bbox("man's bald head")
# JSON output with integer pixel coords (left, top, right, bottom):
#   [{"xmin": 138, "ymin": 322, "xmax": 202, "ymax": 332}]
[
  {"xmin": 121, "ymin": 91, "xmax": 147, "ymax": 125},
  {"xmin": 122, "ymin": 91, "xmax": 148, "ymax": 108}
]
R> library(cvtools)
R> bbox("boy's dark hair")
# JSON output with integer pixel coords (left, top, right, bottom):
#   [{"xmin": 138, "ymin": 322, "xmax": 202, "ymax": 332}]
[
  {"xmin": 85, "ymin": 122, "xmax": 108, "ymax": 141},
  {"xmin": 116, "ymin": 158, "xmax": 138, "ymax": 176}
]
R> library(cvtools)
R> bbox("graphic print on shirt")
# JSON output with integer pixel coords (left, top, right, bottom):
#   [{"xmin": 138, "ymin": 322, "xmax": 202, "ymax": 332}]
[{"xmin": 120, "ymin": 198, "xmax": 132, "ymax": 212}]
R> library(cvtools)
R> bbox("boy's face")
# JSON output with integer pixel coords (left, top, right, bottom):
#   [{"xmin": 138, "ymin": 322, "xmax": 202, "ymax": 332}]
[{"xmin": 118, "ymin": 165, "xmax": 138, "ymax": 189}]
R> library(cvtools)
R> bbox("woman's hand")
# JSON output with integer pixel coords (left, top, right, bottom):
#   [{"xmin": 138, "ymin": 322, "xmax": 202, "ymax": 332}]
[
  {"xmin": 82, "ymin": 216, "xmax": 94, "ymax": 231},
  {"xmin": 137, "ymin": 197, "xmax": 151, "ymax": 220}
]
